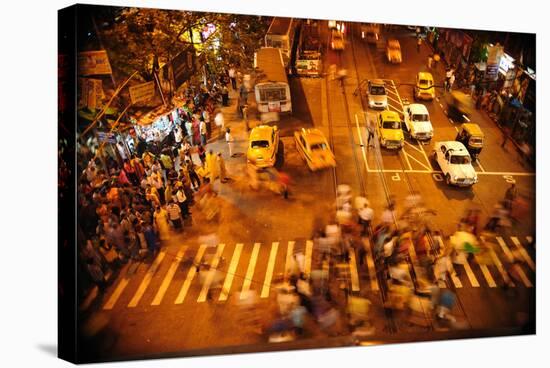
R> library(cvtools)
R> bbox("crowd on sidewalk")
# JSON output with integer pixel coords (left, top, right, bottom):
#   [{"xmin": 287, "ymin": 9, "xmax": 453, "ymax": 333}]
[{"xmin": 77, "ymin": 64, "xmax": 247, "ymax": 297}]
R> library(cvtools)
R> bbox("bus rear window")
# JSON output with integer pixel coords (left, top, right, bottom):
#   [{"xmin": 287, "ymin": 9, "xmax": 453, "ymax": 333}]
[{"xmin": 260, "ymin": 88, "xmax": 286, "ymax": 101}]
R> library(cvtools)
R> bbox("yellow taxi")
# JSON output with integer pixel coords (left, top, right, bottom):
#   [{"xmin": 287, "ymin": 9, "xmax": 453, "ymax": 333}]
[
  {"xmin": 386, "ymin": 39, "xmax": 402, "ymax": 63},
  {"xmin": 377, "ymin": 111, "xmax": 404, "ymax": 149},
  {"xmin": 414, "ymin": 72, "xmax": 435, "ymax": 101},
  {"xmin": 247, "ymin": 125, "xmax": 280, "ymax": 168},
  {"xmin": 294, "ymin": 128, "xmax": 336, "ymax": 171}
]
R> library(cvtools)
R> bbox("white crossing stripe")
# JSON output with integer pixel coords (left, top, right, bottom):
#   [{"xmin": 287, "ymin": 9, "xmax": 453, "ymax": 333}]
[
  {"xmin": 511, "ymin": 237, "xmax": 535, "ymax": 271},
  {"xmin": 448, "ymin": 262, "xmax": 463, "ymax": 288},
  {"xmin": 478, "ymin": 264, "xmax": 497, "ymax": 288},
  {"xmin": 364, "ymin": 238, "xmax": 379, "ymax": 291},
  {"xmin": 151, "ymin": 246, "xmax": 187, "ymax": 306},
  {"xmin": 261, "ymin": 242, "xmax": 279, "ymax": 298},
  {"xmin": 175, "ymin": 244, "xmax": 208, "ymax": 304},
  {"xmin": 496, "ymin": 237, "xmax": 514, "ymax": 262},
  {"xmin": 304, "ymin": 240, "xmax": 313, "ymax": 277},
  {"xmin": 197, "ymin": 244, "xmax": 226, "ymax": 302},
  {"xmin": 461, "ymin": 260, "xmax": 480, "ymax": 287},
  {"xmin": 496, "ymin": 237, "xmax": 532, "ymax": 288},
  {"xmin": 481, "ymin": 236, "xmax": 513, "ymax": 287},
  {"xmin": 103, "ymin": 262, "xmax": 136, "ymax": 310},
  {"xmin": 128, "ymin": 251, "xmax": 166, "ymax": 307},
  {"xmin": 348, "ymin": 249, "xmax": 361, "ymax": 292},
  {"xmin": 241, "ymin": 243, "xmax": 260, "ymax": 299},
  {"xmin": 284, "ymin": 241, "xmax": 295, "ymax": 279},
  {"xmin": 218, "ymin": 243, "xmax": 243, "ymax": 301}
]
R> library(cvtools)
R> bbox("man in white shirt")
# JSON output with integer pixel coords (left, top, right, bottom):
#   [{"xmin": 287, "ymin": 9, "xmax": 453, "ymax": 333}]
[
  {"xmin": 199, "ymin": 119, "xmax": 207, "ymax": 146},
  {"xmin": 358, "ymin": 202, "xmax": 374, "ymax": 236},
  {"xmin": 228, "ymin": 67, "xmax": 237, "ymax": 90}
]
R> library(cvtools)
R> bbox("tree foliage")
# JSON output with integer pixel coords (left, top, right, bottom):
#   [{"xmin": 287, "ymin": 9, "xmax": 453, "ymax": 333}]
[{"xmin": 99, "ymin": 8, "xmax": 268, "ymax": 83}]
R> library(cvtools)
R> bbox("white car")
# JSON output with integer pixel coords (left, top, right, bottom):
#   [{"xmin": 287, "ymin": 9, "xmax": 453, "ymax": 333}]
[
  {"xmin": 433, "ymin": 141, "xmax": 478, "ymax": 186},
  {"xmin": 367, "ymin": 79, "xmax": 388, "ymax": 109},
  {"xmin": 404, "ymin": 103, "xmax": 433, "ymax": 140}
]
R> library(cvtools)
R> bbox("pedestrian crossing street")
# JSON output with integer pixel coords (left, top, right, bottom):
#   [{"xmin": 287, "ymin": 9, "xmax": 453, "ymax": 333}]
[{"xmin": 86, "ymin": 235, "xmax": 535, "ymax": 312}]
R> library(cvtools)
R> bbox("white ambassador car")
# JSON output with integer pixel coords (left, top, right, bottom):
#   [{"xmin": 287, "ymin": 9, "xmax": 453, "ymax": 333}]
[
  {"xmin": 404, "ymin": 103, "xmax": 433, "ymax": 141},
  {"xmin": 432, "ymin": 141, "xmax": 478, "ymax": 187}
]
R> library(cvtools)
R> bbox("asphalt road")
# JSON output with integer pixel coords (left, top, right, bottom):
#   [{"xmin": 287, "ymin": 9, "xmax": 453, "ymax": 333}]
[{"xmin": 79, "ymin": 22, "xmax": 536, "ymax": 363}]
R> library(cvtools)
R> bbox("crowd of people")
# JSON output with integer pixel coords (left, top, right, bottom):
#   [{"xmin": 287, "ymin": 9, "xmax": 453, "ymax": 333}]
[{"xmin": 76, "ymin": 65, "xmax": 245, "ymax": 297}]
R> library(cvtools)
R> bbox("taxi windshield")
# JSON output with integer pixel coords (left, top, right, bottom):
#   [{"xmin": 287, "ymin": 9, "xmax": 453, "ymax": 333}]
[
  {"xmin": 310, "ymin": 142, "xmax": 328, "ymax": 150},
  {"xmin": 370, "ymin": 86, "xmax": 386, "ymax": 95},
  {"xmin": 419, "ymin": 79, "xmax": 433, "ymax": 87},
  {"xmin": 383, "ymin": 121, "xmax": 400, "ymax": 129},
  {"xmin": 412, "ymin": 114, "xmax": 429, "ymax": 122},
  {"xmin": 251, "ymin": 140, "xmax": 270, "ymax": 148},
  {"xmin": 450, "ymin": 155, "xmax": 471, "ymax": 164}
]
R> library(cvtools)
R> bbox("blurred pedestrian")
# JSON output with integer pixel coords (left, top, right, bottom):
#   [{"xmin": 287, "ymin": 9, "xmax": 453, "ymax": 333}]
[
  {"xmin": 199, "ymin": 118, "xmax": 207, "ymax": 146},
  {"xmin": 166, "ymin": 200, "xmax": 183, "ymax": 230},
  {"xmin": 448, "ymin": 74, "xmax": 455, "ymax": 91},
  {"xmin": 366, "ymin": 117, "xmax": 375, "ymax": 148},
  {"xmin": 153, "ymin": 205, "xmax": 171, "ymax": 241},
  {"xmin": 416, "ymin": 36, "xmax": 422, "ymax": 52},
  {"xmin": 214, "ymin": 111, "xmax": 225, "ymax": 139},
  {"xmin": 225, "ymin": 128, "xmax": 234, "ymax": 157},
  {"xmin": 228, "ymin": 66, "xmax": 237, "ymax": 90},
  {"xmin": 186, "ymin": 159, "xmax": 201, "ymax": 190},
  {"xmin": 504, "ymin": 182, "xmax": 518, "ymax": 210},
  {"xmin": 197, "ymin": 144, "xmax": 206, "ymax": 167},
  {"xmin": 358, "ymin": 200, "xmax": 374, "ymax": 236},
  {"xmin": 427, "ymin": 54, "xmax": 433, "ymax": 69},
  {"xmin": 218, "ymin": 153, "xmax": 228, "ymax": 183}
]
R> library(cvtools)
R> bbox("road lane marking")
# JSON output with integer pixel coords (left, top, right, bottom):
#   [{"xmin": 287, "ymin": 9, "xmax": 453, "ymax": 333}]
[
  {"xmin": 151, "ymin": 246, "xmax": 187, "ymax": 306},
  {"xmin": 447, "ymin": 262, "xmax": 463, "ymax": 288},
  {"xmin": 476, "ymin": 159, "xmax": 486, "ymax": 172},
  {"xmin": 174, "ymin": 244, "xmax": 208, "ymax": 304},
  {"xmin": 364, "ymin": 238, "xmax": 379, "ymax": 291},
  {"xmin": 197, "ymin": 243, "xmax": 226, "ymax": 302},
  {"xmin": 417, "ymin": 141, "xmax": 432, "ymax": 169},
  {"xmin": 481, "ymin": 236, "xmax": 515, "ymax": 288},
  {"xmin": 478, "ymin": 263, "xmax": 497, "ymax": 288},
  {"xmin": 386, "ymin": 94, "xmax": 403, "ymax": 106},
  {"xmin": 496, "ymin": 237, "xmax": 514, "ymax": 262},
  {"xmin": 496, "ymin": 237, "xmax": 532, "ymax": 287},
  {"xmin": 356, "ymin": 113, "xmax": 371, "ymax": 172},
  {"xmin": 284, "ymin": 241, "xmax": 295, "ymax": 279},
  {"xmin": 218, "ymin": 243, "xmax": 243, "ymax": 301},
  {"xmin": 261, "ymin": 242, "xmax": 279, "ymax": 298},
  {"xmin": 461, "ymin": 260, "xmax": 480, "ymax": 287},
  {"xmin": 404, "ymin": 141, "xmax": 423, "ymax": 154},
  {"xmin": 128, "ymin": 251, "xmax": 166, "ymax": 307},
  {"xmin": 241, "ymin": 243, "xmax": 260, "ymax": 298},
  {"xmin": 404, "ymin": 149, "xmax": 432, "ymax": 171},
  {"xmin": 361, "ymin": 168, "xmax": 535, "ymax": 176},
  {"xmin": 401, "ymin": 148, "xmax": 413, "ymax": 170},
  {"xmin": 511, "ymin": 237, "xmax": 535, "ymax": 271},
  {"xmin": 102, "ymin": 261, "xmax": 139, "ymax": 310}
]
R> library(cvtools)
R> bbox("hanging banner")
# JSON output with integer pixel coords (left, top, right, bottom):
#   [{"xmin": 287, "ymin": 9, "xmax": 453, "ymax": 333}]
[
  {"xmin": 485, "ymin": 44, "xmax": 504, "ymax": 81},
  {"xmin": 78, "ymin": 50, "xmax": 112, "ymax": 76},
  {"xmin": 79, "ymin": 78, "xmax": 104, "ymax": 110},
  {"xmin": 129, "ymin": 81, "xmax": 156, "ymax": 104}
]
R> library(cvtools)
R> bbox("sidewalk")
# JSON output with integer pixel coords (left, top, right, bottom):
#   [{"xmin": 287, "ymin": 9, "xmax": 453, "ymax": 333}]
[{"xmin": 423, "ymin": 38, "xmax": 530, "ymax": 160}]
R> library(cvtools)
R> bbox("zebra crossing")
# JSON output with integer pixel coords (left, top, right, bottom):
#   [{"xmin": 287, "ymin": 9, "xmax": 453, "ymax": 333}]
[{"xmin": 84, "ymin": 235, "xmax": 535, "ymax": 312}]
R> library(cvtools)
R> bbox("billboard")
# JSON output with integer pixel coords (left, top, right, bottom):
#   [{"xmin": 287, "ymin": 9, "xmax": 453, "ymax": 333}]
[
  {"xmin": 77, "ymin": 50, "xmax": 112, "ymax": 76},
  {"xmin": 172, "ymin": 48, "xmax": 196, "ymax": 89},
  {"xmin": 129, "ymin": 81, "xmax": 156, "ymax": 104}
]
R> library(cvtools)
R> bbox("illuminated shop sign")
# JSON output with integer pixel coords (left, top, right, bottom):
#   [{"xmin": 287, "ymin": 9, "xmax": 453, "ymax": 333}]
[{"xmin": 499, "ymin": 53, "xmax": 515, "ymax": 75}]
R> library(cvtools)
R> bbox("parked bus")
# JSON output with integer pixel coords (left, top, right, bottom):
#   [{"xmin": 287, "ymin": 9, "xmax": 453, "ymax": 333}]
[
  {"xmin": 254, "ymin": 47, "xmax": 292, "ymax": 114},
  {"xmin": 265, "ymin": 17, "xmax": 298, "ymax": 69},
  {"xmin": 295, "ymin": 20, "xmax": 322, "ymax": 77}
]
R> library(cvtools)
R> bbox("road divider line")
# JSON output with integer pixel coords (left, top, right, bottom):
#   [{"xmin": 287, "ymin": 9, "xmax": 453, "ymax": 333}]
[
  {"xmin": 401, "ymin": 148, "xmax": 413, "ymax": 171},
  {"xmin": 304, "ymin": 240, "xmax": 313, "ymax": 277},
  {"xmin": 128, "ymin": 251, "xmax": 166, "ymax": 307},
  {"xmin": 197, "ymin": 243, "xmax": 226, "ymax": 302},
  {"xmin": 241, "ymin": 243, "xmax": 261, "ymax": 298},
  {"xmin": 151, "ymin": 246, "xmax": 187, "ymax": 306},
  {"xmin": 175, "ymin": 244, "xmax": 207, "ymax": 304},
  {"xmin": 260, "ymin": 242, "xmax": 279, "ymax": 298},
  {"xmin": 364, "ymin": 238, "xmax": 379, "ymax": 291},
  {"xmin": 496, "ymin": 237, "xmax": 532, "ymax": 287},
  {"xmin": 417, "ymin": 141, "xmax": 432, "ymax": 169},
  {"xmin": 404, "ymin": 141, "xmax": 423, "ymax": 154},
  {"xmin": 218, "ymin": 243, "xmax": 243, "ymax": 301},
  {"xmin": 348, "ymin": 249, "xmax": 361, "ymax": 292},
  {"xmin": 511, "ymin": 237, "xmax": 535, "ymax": 271},
  {"xmin": 284, "ymin": 241, "xmax": 295, "ymax": 279},
  {"xmin": 386, "ymin": 94, "xmax": 402, "ymax": 106},
  {"xmin": 476, "ymin": 159, "xmax": 486, "ymax": 172}
]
